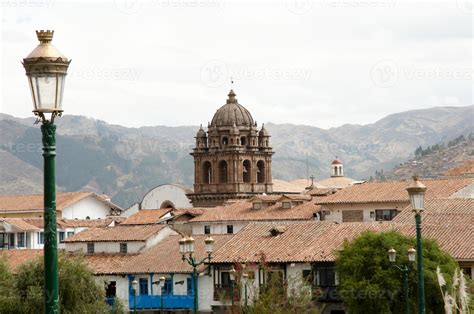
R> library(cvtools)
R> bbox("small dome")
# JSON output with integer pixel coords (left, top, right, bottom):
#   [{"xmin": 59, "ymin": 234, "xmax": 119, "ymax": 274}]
[
  {"xmin": 196, "ymin": 125, "xmax": 206, "ymax": 137},
  {"xmin": 332, "ymin": 158, "xmax": 343, "ymax": 165},
  {"xmin": 259, "ymin": 124, "xmax": 270, "ymax": 137},
  {"xmin": 211, "ymin": 90, "xmax": 254, "ymax": 127}
]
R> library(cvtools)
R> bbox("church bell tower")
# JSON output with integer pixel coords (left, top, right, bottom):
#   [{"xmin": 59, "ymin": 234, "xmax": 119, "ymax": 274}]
[{"xmin": 187, "ymin": 90, "xmax": 274, "ymax": 207}]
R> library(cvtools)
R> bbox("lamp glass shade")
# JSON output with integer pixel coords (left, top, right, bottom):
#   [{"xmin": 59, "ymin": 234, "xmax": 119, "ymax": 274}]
[
  {"xmin": 205, "ymin": 236, "xmax": 214, "ymax": 253},
  {"xmin": 131, "ymin": 279, "xmax": 138, "ymax": 291},
  {"xmin": 388, "ymin": 248, "xmax": 396, "ymax": 263},
  {"xmin": 408, "ymin": 247, "xmax": 416, "ymax": 262},
  {"xmin": 179, "ymin": 238, "xmax": 186, "ymax": 254},
  {"xmin": 28, "ymin": 72, "xmax": 66, "ymax": 113},
  {"xmin": 409, "ymin": 193, "xmax": 425, "ymax": 211},
  {"xmin": 188, "ymin": 237, "xmax": 195, "ymax": 253},
  {"xmin": 229, "ymin": 268, "xmax": 236, "ymax": 281}
]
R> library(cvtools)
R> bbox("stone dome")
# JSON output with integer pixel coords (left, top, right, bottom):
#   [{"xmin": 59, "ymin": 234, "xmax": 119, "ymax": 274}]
[
  {"xmin": 196, "ymin": 125, "xmax": 206, "ymax": 137},
  {"xmin": 211, "ymin": 90, "xmax": 254, "ymax": 127},
  {"xmin": 259, "ymin": 123, "xmax": 270, "ymax": 137}
]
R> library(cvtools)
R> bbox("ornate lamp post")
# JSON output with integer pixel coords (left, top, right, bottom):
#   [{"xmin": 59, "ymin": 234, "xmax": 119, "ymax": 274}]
[
  {"xmin": 180, "ymin": 236, "xmax": 214, "ymax": 314},
  {"xmin": 242, "ymin": 272, "xmax": 249, "ymax": 309},
  {"xmin": 22, "ymin": 30, "xmax": 70, "ymax": 314},
  {"xmin": 406, "ymin": 176, "xmax": 426, "ymax": 314},
  {"xmin": 388, "ymin": 247, "xmax": 416, "ymax": 314},
  {"xmin": 131, "ymin": 279, "xmax": 138, "ymax": 313}
]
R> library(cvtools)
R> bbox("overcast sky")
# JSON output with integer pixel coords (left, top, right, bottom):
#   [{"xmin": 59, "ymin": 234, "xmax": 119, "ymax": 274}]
[{"xmin": 0, "ymin": 0, "xmax": 472, "ymax": 129}]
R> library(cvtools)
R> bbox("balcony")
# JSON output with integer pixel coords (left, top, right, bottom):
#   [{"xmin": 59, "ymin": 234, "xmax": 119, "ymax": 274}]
[
  {"xmin": 129, "ymin": 294, "xmax": 194, "ymax": 310},
  {"xmin": 213, "ymin": 284, "xmax": 240, "ymax": 302}
]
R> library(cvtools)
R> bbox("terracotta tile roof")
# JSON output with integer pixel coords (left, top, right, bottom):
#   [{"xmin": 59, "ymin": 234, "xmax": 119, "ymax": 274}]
[
  {"xmin": 121, "ymin": 209, "xmax": 172, "ymax": 225},
  {"xmin": 4, "ymin": 217, "xmax": 124, "ymax": 229},
  {"xmin": 63, "ymin": 224, "xmax": 167, "ymax": 242},
  {"xmin": 58, "ymin": 217, "xmax": 125, "ymax": 228},
  {"xmin": 118, "ymin": 234, "xmax": 233, "ymax": 274},
  {"xmin": 0, "ymin": 218, "xmax": 41, "ymax": 231},
  {"xmin": 272, "ymin": 179, "xmax": 308, "ymax": 193},
  {"xmin": 210, "ymin": 222, "xmax": 336, "ymax": 263},
  {"xmin": 316, "ymin": 176, "xmax": 359, "ymax": 189},
  {"xmin": 279, "ymin": 194, "xmax": 312, "ymax": 201},
  {"xmin": 211, "ymin": 221, "xmax": 474, "ymax": 263},
  {"xmin": 392, "ymin": 198, "xmax": 474, "ymax": 225},
  {"xmin": 0, "ymin": 249, "xmax": 42, "ymax": 272},
  {"xmin": 0, "ymin": 192, "xmax": 123, "ymax": 214},
  {"xmin": 304, "ymin": 188, "xmax": 337, "ymax": 197},
  {"xmin": 190, "ymin": 200, "xmax": 321, "ymax": 223},
  {"xmin": 84, "ymin": 253, "xmax": 139, "ymax": 275},
  {"xmin": 249, "ymin": 195, "xmax": 281, "ymax": 202},
  {"xmin": 318, "ymin": 178, "xmax": 473, "ymax": 205}
]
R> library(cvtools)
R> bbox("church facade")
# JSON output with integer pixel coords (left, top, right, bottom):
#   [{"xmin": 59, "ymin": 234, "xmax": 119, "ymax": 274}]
[{"xmin": 187, "ymin": 90, "xmax": 274, "ymax": 207}]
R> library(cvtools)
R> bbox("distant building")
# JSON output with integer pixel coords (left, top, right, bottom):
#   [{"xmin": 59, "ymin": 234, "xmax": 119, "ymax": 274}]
[
  {"xmin": 0, "ymin": 192, "xmax": 122, "ymax": 219},
  {"xmin": 316, "ymin": 158, "xmax": 360, "ymax": 189},
  {"xmin": 187, "ymin": 90, "xmax": 274, "ymax": 207}
]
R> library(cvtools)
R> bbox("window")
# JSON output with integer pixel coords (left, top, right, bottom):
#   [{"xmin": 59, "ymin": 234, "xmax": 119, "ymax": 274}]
[
  {"xmin": 37, "ymin": 232, "xmax": 44, "ymax": 245},
  {"xmin": 9, "ymin": 234, "xmax": 15, "ymax": 247},
  {"xmin": 87, "ymin": 243, "xmax": 95, "ymax": 254},
  {"xmin": 119, "ymin": 243, "xmax": 127, "ymax": 253},
  {"xmin": 162, "ymin": 278, "xmax": 172, "ymax": 295},
  {"xmin": 257, "ymin": 160, "xmax": 265, "ymax": 183},
  {"xmin": 204, "ymin": 226, "xmax": 211, "ymax": 234},
  {"xmin": 227, "ymin": 225, "xmax": 233, "ymax": 234},
  {"xmin": 222, "ymin": 137, "xmax": 229, "ymax": 145},
  {"xmin": 67, "ymin": 231, "xmax": 74, "ymax": 238},
  {"xmin": 370, "ymin": 211, "xmax": 375, "ymax": 219},
  {"xmin": 315, "ymin": 264, "xmax": 338, "ymax": 287},
  {"xmin": 241, "ymin": 137, "xmax": 247, "ymax": 146},
  {"xmin": 58, "ymin": 232, "xmax": 65, "ymax": 243},
  {"xmin": 252, "ymin": 202, "xmax": 262, "ymax": 210},
  {"xmin": 375, "ymin": 209, "xmax": 397, "ymax": 221},
  {"xmin": 187, "ymin": 277, "xmax": 193, "ymax": 295},
  {"xmin": 219, "ymin": 160, "xmax": 228, "ymax": 183},
  {"xmin": 243, "ymin": 160, "xmax": 251, "ymax": 183},
  {"xmin": 105, "ymin": 281, "xmax": 116, "ymax": 298},
  {"xmin": 139, "ymin": 278, "xmax": 148, "ymax": 295},
  {"xmin": 220, "ymin": 271, "xmax": 232, "ymax": 288},
  {"xmin": 202, "ymin": 161, "xmax": 212, "ymax": 184},
  {"xmin": 282, "ymin": 201, "xmax": 292, "ymax": 209},
  {"xmin": 17, "ymin": 233, "xmax": 25, "ymax": 248}
]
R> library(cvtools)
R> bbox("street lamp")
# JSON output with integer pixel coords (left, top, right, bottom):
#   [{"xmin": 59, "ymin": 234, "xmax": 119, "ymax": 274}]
[
  {"xmin": 180, "ymin": 236, "xmax": 214, "ymax": 314},
  {"xmin": 22, "ymin": 30, "xmax": 71, "ymax": 314},
  {"xmin": 388, "ymin": 247, "xmax": 416, "ymax": 314},
  {"xmin": 229, "ymin": 267, "xmax": 237, "ymax": 314},
  {"xmin": 131, "ymin": 279, "xmax": 138, "ymax": 313},
  {"xmin": 406, "ymin": 176, "xmax": 427, "ymax": 314},
  {"xmin": 152, "ymin": 276, "xmax": 167, "ymax": 314}
]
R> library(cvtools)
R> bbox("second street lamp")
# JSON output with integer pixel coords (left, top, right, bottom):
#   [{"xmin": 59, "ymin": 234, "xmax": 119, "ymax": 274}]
[
  {"xmin": 180, "ymin": 236, "xmax": 214, "ymax": 314},
  {"xmin": 388, "ymin": 247, "xmax": 416, "ymax": 314},
  {"xmin": 131, "ymin": 279, "xmax": 138, "ymax": 313},
  {"xmin": 22, "ymin": 29, "xmax": 71, "ymax": 314},
  {"xmin": 406, "ymin": 176, "xmax": 427, "ymax": 314}
]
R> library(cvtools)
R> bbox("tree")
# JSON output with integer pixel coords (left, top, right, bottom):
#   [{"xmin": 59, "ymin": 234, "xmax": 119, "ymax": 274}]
[
  {"xmin": 0, "ymin": 252, "xmax": 112, "ymax": 313},
  {"xmin": 335, "ymin": 230, "xmax": 458, "ymax": 314}
]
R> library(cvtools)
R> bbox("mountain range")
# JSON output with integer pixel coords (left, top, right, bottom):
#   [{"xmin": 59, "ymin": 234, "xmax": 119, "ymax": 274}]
[{"xmin": 1, "ymin": 105, "xmax": 472, "ymax": 208}]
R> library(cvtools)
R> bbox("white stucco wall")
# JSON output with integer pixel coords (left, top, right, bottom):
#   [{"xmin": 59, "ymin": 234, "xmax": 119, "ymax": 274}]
[
  {"xmin": 191, "ymin": 222, "xmax": 247, "ymax": 235},
  {"xmin": 96, "ymin": 275, "xmax": 130, "ymax": 309},
  {"xmin": 122, "ymin": 203, "xmax": 140, "ymax": 217},
  {"xmin": 64, "ymin": 227, "xmax": 177, "ymax": 253},
  {"xmin": 62, "ymin": 196, "xmax": 111, "ymax": 219},
  {"xmin": 321, "ymin": 202, "xmax": 408, "ymax": 223},
  {"xmin": 141, "ymin": 184, "xmax": 192, "ymax": 209}
]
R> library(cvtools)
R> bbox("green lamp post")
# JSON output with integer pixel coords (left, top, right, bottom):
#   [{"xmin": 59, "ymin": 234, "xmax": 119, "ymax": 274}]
[
  {"xmin": 388, "ymin": 247, "xmax": 416, "ymax": 314},
  {"xmin": 180, "ymin": 236, "xmax": 215, "ymax": 314},
  {"xmin": 22, "ymin": 30, "xmax": 71, "ymax": 314},
  {"xmin": 406, "ymin": 176, "xmax": 427, "ymax": 314}
]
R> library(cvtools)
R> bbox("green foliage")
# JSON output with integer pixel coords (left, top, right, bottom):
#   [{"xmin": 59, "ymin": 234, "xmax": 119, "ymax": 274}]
[
  {"xmin": 0, "ymin": 253, "xmax": 109, "ymax": 313},
  {"xmin": 238, "ymin": 271, "xmax": 319, "ymax": 314},
  {"xmin": 414, "ymin": 134, "xmax": 469, "ymax": 157},
  {"xmin": 336, "ymin": 230, "xmax": 458, "ymax": 314}
]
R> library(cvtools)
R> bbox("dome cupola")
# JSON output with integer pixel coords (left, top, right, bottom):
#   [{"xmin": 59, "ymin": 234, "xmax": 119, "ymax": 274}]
[{"xmin": 210, "ymin": 90, "xmax": 254, "ymax": 127}]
